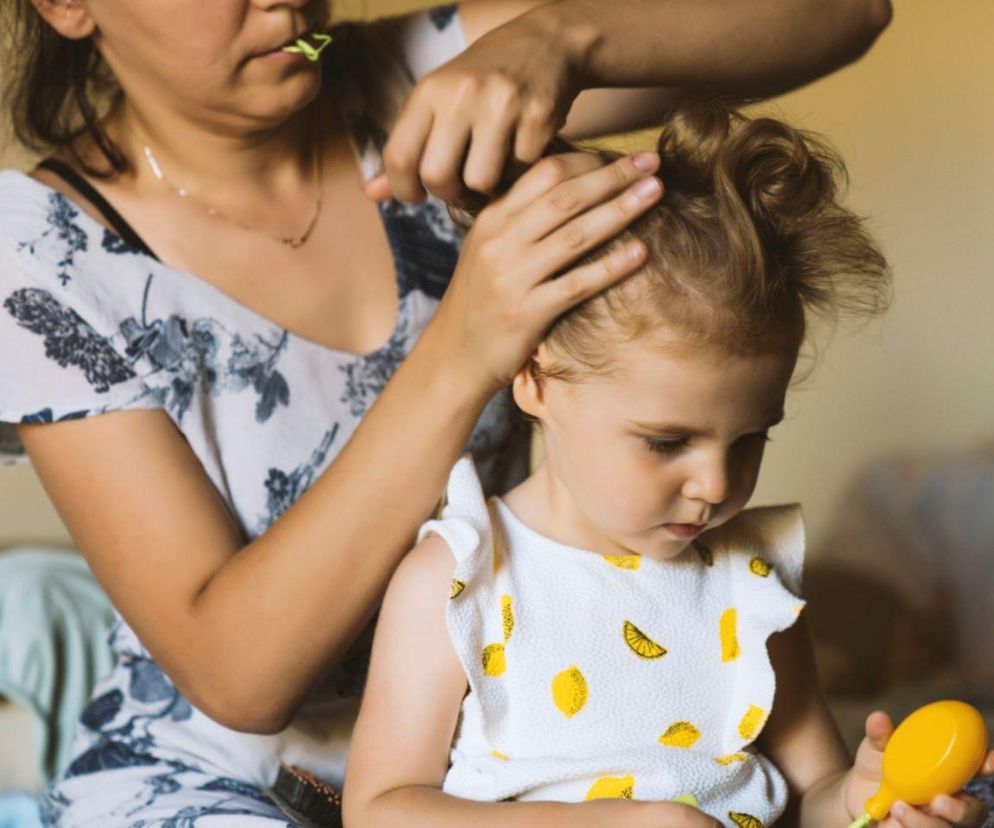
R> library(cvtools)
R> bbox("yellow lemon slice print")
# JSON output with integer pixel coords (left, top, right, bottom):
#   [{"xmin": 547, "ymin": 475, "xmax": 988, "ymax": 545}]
[
  {"xmin": 585, "ymin": 775, "xmax": 635, "ymax": 800},
  {"xmin": 623, "ymin": 620, "xmax": 667, "ymax": 659},
  {"xmin": 501, "ymin": 594, "xmax": 515, "ymax": 642},
  {"xmin": 738, "ymin": 704, "xmax": 768, "ymax": 742},
  {"xmin": 450, "ymin": 579, "xmax": 465, "ymax": 599},
  {"xmin": 482, "ymin": 643, "xmax": 506, "ymax": 676},
  {"xmin": 551, "ymin": 666, "xmax": 588, "ymax": 717},
  {"xmin": 715, "ymin": 752, "xmax": 749, "ymax": 765},
  {"xmin": 749, "ymin": 557, "xmax": 773, "ymax": 577},
  {"xmin": 720, "ymin": 608, "xmax": 740, "ymax": 662},
  {"xmin": 491, "ymin": 749, "xmax": 510, "ymax": 760},
  {"xmin": 658, "ymin": 721, "xmax": 701, "ymax": 748},
  {"xmin": 603, "ymin": 553, "xmax": 640, "ymax": 570},
  {"xmin": 729, "ymin": 812, "xmax": 764, "ymax": 828}
]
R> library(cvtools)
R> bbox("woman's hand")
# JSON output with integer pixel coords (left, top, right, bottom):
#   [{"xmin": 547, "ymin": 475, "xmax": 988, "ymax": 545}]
[
  {"xmin": 417, "ymin": 149, "xmax": 661, "ymax": 397},
  {"xmin": 845, "ymin": 711, "xmax": 994, "ymax": 827},
  {"xmin": 365, "ymin": 13, "xmax": 579, "ymax": 204}
]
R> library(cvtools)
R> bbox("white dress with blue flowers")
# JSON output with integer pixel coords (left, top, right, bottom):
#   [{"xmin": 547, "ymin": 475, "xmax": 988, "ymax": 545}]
[{"xmin": 0, "ymin": 7, "xmax": 530, "ymax": 825}]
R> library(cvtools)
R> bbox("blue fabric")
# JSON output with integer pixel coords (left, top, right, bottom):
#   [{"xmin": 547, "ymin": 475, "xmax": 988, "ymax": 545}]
[
  {"xmin": 0, "ymin": 549, "xmax": 115, "ymax": 781},
  {"xmin": 0, "ymin": 794, "xmax": 42, "ymax": 828}
]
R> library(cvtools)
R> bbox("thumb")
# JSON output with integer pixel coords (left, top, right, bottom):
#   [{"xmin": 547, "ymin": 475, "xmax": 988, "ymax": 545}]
[
  {"xmin": 864, "ymin": 710, "xmax": 895, "ymax": 753},
  {"xmin": 364, "ymin": 174, "xmax": 392, "ymax": 202}
]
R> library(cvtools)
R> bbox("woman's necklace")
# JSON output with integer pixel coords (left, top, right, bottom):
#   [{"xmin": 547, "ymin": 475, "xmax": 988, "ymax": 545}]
[{"xmin": 141, "ymin": 130, "xmax": 323, "ymax": 249}]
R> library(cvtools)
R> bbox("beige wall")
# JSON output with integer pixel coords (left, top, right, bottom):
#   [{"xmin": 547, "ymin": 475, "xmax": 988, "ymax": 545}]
[{"xmin": 2, "ymin": 1, "xmax": 992, "ymax": 555}]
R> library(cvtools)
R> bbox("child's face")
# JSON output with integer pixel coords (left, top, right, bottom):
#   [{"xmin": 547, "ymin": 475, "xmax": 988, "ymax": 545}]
[{"xmin": 519, "ymin": 336, "xmax": 797, "ymax": 561}]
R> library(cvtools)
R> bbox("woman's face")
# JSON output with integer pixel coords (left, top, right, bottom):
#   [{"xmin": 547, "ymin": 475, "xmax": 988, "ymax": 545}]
[{"xmin": 82, "ymin": 0, "xmax": 331, "ymax": 129}]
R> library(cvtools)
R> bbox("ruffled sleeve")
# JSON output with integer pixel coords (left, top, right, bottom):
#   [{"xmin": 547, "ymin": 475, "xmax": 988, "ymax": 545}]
[
  {"xmin": 696, "ymin": 505, "xmax": 808, "ymax": 756},
  {"xmin": 0, "ymin": 221, "xmax": 156, "ymax": 465},
  {"xmin": 417, "ymin": 453, "xmax": 494, "ymax": 573}
]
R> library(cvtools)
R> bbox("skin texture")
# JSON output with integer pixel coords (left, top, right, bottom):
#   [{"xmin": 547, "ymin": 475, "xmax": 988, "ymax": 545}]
[
  {"xmin": 345, "ymin": 334, "xmax": 994, "ymax": 827},
  {"xmin": 19, "ymin": 0, "xmax": 891, "ymax": 733}
]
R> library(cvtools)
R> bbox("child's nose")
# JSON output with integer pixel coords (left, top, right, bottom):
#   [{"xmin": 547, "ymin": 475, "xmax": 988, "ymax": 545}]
[{"xmin": 682, "ymin": 452, "xmax": 731, "ymax": 506}]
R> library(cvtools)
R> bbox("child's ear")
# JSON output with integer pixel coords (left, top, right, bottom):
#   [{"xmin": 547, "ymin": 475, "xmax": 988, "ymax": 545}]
[
  {"xmin": 30, "ymin": 0, "xmax": 96, "ymax": 40},
  {"xmin": 511, "ymin": 345, "xmax": 549, "ymax": 419}
]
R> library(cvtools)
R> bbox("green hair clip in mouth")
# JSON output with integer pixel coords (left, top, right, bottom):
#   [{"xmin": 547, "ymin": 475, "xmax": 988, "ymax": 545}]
[{"xmin": 281, "ymin": 32, "xmax": 333, "ymax": 61}]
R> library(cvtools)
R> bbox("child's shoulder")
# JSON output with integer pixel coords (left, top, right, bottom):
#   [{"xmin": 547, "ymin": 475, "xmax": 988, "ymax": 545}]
[{"xmin": 698, "ymin": 504, "xmax": 805, "ymax": 596}]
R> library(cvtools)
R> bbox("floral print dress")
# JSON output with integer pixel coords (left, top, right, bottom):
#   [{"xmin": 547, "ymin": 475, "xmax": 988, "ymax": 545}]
[{"xmin": 0, "ymin": 6, "xmax": 530, "ymax": 825}]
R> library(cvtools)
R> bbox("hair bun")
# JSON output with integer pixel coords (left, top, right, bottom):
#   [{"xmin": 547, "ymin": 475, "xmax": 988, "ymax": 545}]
[{"xmin": 655, "ymin": 100, "xmax": 842, "ymax": 232}]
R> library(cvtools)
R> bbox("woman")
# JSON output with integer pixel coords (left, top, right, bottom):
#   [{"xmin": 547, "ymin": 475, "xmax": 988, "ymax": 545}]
[{"xmin": 0, "ymin": 0, "xmax": 891, "ymax": 823}]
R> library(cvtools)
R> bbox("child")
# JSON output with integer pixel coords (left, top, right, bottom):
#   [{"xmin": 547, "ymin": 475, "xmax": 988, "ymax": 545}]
[{"xmin": 343, "ymin": 101, "xmax": 994, "ymax": 828}]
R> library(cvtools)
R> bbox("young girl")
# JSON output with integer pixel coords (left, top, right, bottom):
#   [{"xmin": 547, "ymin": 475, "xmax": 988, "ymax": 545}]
[{"xmin": 343, "ymin": 102, "xmax": 994, "ymax": 828}]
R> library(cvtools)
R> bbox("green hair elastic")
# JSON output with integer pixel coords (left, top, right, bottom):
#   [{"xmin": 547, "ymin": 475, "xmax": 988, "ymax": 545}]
[{"xmin": 281, "ymin": 32, "xmax": 333, "ymax": 61}]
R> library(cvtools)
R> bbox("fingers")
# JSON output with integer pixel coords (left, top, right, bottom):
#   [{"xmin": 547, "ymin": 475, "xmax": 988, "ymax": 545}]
[
  {"xmin": 512, "ymin": 153, "xmax": 662, "ymax": 251},
  {"xmin": 532, "ymin": 238, "xmax": 647, "ymax": 320},
  {"xmin": 381, "ymin": 94, "xmax": 435, "ymax": 204},
  {"xmin": 981, "ymin": 750, "xmax": 994, "ymax": 775},
  {"xmin": 864, "ymin": 710, "xmax": 895, "ymax": 752},
  {"xmin": 928, "ymin": 793, "xmax": 991, "ymax": 827},
  {"xmin": 521, "ymin": 171, "xmax": 662, "ymax": 283},
  {"xmin": 494, "ymin": 151, "xmax": 616, "ymax": 216}
]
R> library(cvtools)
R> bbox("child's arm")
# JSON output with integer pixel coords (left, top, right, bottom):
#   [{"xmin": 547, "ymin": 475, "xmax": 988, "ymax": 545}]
[
  {"xmin": 343, "ymin": 533, "xmax": 722, "ymax": 828},
  {"xmin": 759, "ymin": 618, "xmax": 994, "ymax": 828}
]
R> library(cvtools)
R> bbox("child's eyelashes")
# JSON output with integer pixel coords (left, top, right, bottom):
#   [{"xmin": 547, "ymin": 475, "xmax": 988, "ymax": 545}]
[
  {"xmin": 642, "ymin": 430, "xmax": 773, "ymax": 455},
  {"xmin": 643, "ymin": 436, "xmax": 688, "ymax": 454}
]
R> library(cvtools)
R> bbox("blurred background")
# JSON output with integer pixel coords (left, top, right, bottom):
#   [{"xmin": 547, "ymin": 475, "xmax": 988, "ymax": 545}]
[{"xmin": 1, "ymin": 0, "xmax": 992, "ymax": 815}]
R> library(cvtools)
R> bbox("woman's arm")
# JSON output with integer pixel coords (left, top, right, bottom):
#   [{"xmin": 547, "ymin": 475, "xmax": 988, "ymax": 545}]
[
  {"xmin": 17, "ymin": 150, "xmax": 662, "ymax": 734},
  {"xmin": 369, "ymin": 0, "xmax": 892, "ymax": 202},
  {"xmin": 343, "ymin": 534, "xmax": 720, "ymax": 828}
]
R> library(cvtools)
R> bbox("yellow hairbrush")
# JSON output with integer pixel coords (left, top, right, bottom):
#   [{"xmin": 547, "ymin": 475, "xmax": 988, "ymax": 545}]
[{"xmin": 847, "ymin": 700, "xmax": 988, "ymax": 827}]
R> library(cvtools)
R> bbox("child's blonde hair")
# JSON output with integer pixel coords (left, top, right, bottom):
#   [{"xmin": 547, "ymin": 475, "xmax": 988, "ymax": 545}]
[{"xmin": 452, "ymin": 99, "xmax": 891, "ymax": 380}]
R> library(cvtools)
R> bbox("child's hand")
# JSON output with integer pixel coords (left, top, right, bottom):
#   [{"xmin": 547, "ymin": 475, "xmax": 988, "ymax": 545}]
[{"xmin": 845, "ymin": 711, "xmax": 994, "ymax": 827}]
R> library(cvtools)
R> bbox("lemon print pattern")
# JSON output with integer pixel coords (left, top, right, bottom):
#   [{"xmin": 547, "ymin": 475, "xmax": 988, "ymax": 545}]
[
  {"xmin": 657, "ymin": 721, "xmax": 701, "ymax": 748},
  {"xmin": 602, "ymin": 553, "xmax": 640, "ymax": 570},
  {"xmin": 729, "ymin": 812, "xmax": 765, "ymax": 828},
  {"xmin": 623, "ymin": 620, "xmax": 667, "ymax": 659},
  {"xmin": 450, "ymin": 579, "xmax": 465, "ymax": 599},
  {"xmin": 482, "ymin": 643, "xmax": 506, "ymax": 677},
  {"xmin": 720, "ymin": 608, "xmax": 740, "ymax": 662},
  {"xmin": 501, "ymin": 594, "xmax": 514, "ymax": 642},
  {"xmin": 714, "ymin": 752, "xmax": 748, "ymax": 765},
  {"xmin": 738, "ymin": 704, "xmax": 767, "ymax": 742},
  {"xmin": 491, "ymin": 750, "xmax": 510, "ymax": 760},
  {"xmin": 748, "ymin": 557, "xmax": 772, "ymax": 577},
  {"xmin": 585, "ymin": 775, "xmax": 635, "ymax": 800},
  {"xmin": 551, "ymin": 666, "xmax": 588, "ymax": 718}
]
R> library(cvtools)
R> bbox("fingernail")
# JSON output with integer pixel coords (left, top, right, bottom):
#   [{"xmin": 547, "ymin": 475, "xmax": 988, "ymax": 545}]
[
  {"xmin": 632, "ymin": 152, "xmax": 659, "ymax": 172},
  {"xmin": 634, "ymin": 176, "xmax": 662, "ymax": 199},
  {"xmin": 892, "ymin": 801, "xmax": 908, "ymax": 818},
  {"xmin": 626, "ymin": 241, "xmax": 644, "ymax": 261}
]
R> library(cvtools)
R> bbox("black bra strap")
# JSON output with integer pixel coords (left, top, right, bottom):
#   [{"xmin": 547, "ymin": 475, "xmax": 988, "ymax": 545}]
[{"xmin": 37, "ymin": 158, "xmax": 160, "ymax": 261}]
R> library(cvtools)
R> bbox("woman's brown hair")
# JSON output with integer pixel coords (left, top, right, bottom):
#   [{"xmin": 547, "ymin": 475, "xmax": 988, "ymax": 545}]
[{"xmin": 2, "ymin": 2, "xmax": 125, "ymax": 176}]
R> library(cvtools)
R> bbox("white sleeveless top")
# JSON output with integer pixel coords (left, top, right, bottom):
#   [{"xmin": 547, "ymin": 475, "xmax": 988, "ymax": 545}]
[{"xmin": 419, "ymin": 455, "xmax": 808, "ymax": 828}]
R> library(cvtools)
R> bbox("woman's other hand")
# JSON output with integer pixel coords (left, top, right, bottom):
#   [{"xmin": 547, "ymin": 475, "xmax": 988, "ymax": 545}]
[
  {"xmin": 845, "ymin": 711, "xmax": 994, "ymax": 828},
  {"xmin": 419, "ymin": 150, "xmax": 661, "ymax": 396},
  {"xmin": 365, "ymin": 12, "xmax": 578, "ymax": 204}
]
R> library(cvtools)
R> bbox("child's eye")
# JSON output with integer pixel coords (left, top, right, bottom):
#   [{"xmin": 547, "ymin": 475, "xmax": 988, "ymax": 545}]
[{"xmin": 644, "ymin": 436, "xmax": 688, "ymax": 454}]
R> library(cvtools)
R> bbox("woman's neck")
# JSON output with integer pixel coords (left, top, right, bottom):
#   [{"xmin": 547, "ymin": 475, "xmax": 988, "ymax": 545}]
[{"xmin": 106, "ymin": 94, "xmax": 324, "ymax": 202}]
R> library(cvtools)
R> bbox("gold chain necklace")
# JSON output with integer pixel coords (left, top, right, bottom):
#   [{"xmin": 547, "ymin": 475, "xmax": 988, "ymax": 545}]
[{"xmin": 141, "ymin": 130, "xmax": 323, "ymax": 249}]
